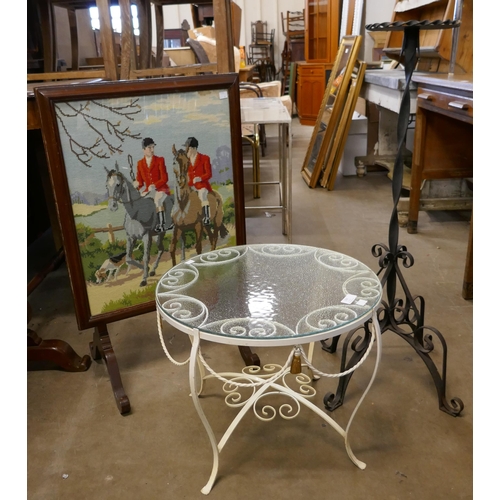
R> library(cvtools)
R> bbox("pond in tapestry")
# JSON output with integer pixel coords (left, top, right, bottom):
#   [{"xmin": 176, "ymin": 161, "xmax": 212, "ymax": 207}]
[{"xmin": 55, "ymin": 89, "xmax": 238, "ymax": 316}]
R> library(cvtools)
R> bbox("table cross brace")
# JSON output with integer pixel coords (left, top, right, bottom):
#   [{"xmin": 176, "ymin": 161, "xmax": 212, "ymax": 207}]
[{"xmin": 188, "ymin": 315, "xmax": 381, "ymax": 495}]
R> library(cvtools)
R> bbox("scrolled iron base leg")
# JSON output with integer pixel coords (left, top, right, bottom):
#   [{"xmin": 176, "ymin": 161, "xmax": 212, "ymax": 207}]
[
  {"xmin": 189, "ymin": 329, "xmax": 220, "ymax": 495},
  {"xmin": 324, "ymin": 297, "xmax": 464, "ymax": 417},
  {"xmin": 321, "ymin": 334, "xmax": 341, "ymax": 354},
  {"xmin": 391, "ymin": 323, "xmax": 464, "ymax": 416}
]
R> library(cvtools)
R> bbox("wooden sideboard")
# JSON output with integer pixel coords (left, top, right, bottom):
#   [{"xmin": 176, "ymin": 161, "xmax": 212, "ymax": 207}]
[
  {"xmin": 296, "ymin": 61, "xmax": 330, "ymax": 125},
  {"xmin": 296, "ymin": 0, "xmax": 340, "ymax": 125}
]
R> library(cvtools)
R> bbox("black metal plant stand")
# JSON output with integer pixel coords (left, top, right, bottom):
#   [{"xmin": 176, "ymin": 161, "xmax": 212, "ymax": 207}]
[{"xmin": 321, "ymin": 19, "xmax": 464, "ymax": 417}]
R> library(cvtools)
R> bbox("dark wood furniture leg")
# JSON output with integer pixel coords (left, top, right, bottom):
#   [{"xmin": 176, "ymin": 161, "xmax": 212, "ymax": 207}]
[
  {"xmin": 28, "ymin": 325, "xmax": 91, "ymax": 372},
  {"xmin": 407, "ymin": 105, "xmax": 425, "ymax": 234},
  {"xmin": 238, "ymin": 346, "xmax": 260, "ymax": 366},
  {"xmin": 462, "ymin": 178, "xmax": 473, "ymax": 299},
  {"xmin": 28, "ymin": 251, "xmax": 91, "ymax": 373},
  {"xmin": 462, "ymin": 209, "xmax": 473, "ymax": 299},
  {"xmin": 90, "ymin": 323, "xmax": 131, "ymax": 415}
]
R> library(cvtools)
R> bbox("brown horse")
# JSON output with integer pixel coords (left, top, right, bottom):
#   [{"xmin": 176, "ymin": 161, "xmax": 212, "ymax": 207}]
[{"xmin": 170, "ymin": 145, "xmax": 228, "ymax": 266}]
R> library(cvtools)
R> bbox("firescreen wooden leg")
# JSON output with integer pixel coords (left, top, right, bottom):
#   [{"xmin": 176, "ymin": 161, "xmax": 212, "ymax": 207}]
[
  {"xmin": 238, "ymin": 346, "xmax": 260, "ymax": 366},
  {"xmin": 90, "ymin": 323, "xmax": 131, "ymax": 415}
]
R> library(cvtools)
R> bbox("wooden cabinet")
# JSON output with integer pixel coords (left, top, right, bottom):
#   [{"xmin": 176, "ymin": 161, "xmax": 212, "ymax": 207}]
[
  {"xmin": 297, "ymin": 0, "xmax": 341, "ymax": 125},
  {"xmin": 305, "ymin": 0, "xmax": 341, "ymax": 63},
  {"xmin": 296, "ymin": 62, "xmax": 328, "ymax": 125}
]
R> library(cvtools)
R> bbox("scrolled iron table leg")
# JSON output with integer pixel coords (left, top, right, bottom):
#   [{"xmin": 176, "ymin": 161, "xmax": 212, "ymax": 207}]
[{"xmin": 188, "ymin": 329, "xmax": 220, "ymax": 495}]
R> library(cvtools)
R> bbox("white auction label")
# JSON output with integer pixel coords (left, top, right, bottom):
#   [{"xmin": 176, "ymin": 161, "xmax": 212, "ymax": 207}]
[{"xmin": 341, "ymin": 294, "xmax": 357, "ymax": 304}]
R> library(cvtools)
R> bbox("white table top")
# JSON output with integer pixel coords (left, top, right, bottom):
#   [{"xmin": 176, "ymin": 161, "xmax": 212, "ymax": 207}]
[
  {"xmin": 156, "ymin": 244, "xmax": 382, "ymax": 347},
  {"xmin": 411, "ymin": 73, "xmax": 473, "ymax": 92},
  {"xmin": 363, "ymin": 69, "xmax": 418, "ymax": 91},
  {"xmin": 361, "ymin": 70, "xmax": 473, "ymax": 113},
  {"xmin": 240, "ymin": 98, "xmax": 291, "ymax": 125},
  {"xmin": 361, "ymin": 70, "xmax": 419, "ymax": 114}
]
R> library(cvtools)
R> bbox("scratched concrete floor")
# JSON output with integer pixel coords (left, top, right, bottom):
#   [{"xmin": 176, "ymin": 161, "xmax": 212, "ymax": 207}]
[{"xmin": 27, "ymin": 118, "xmax": 474, "ymax": 499}]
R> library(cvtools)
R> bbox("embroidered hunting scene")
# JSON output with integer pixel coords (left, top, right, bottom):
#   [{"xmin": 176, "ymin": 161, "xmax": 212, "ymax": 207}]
[{"xmin": 54, "ymin": 89, "xmax": 238, "ymax": 317}]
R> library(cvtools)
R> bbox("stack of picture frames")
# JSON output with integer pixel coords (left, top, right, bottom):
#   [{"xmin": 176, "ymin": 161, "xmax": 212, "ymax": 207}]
[
  {"xmin": 35, "ymin": 74, "xmax": 247, "ymax": 414},
  {"xmin": 300, "ymin": 35, "xmax": 367, "ymax": 190}
]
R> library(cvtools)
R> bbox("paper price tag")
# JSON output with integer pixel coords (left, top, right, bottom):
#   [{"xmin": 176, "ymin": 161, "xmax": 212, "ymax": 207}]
[{"xmin": 341, "ymin": 294, "xmax": 356, "ymax": 304}]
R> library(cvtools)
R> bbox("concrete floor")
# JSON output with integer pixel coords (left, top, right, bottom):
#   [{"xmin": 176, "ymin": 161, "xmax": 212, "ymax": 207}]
[{"xmin": 27, "ymin": 118, "xmax": 473, "ymax": 499}]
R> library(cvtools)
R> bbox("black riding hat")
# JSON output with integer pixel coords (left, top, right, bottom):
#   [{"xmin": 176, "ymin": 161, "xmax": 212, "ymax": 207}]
[
  {"xmin": 142, "ymin": 137, "xmax": 156, "ymax": 148},
  {"xmin": 184, "ymin": 137, "xmax": 199, "ymax": 149}
]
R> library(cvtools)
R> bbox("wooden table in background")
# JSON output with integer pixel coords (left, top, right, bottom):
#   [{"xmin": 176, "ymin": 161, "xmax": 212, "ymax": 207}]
[{"xmin": 409, "ymin": 74, "xmax": 473, "ymax": 299}]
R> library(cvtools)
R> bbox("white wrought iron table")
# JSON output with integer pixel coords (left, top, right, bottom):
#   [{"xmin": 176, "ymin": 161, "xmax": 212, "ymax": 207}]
[{"xmin": 155, "ymin": 243, "xmax": 382, "ymax": 494}]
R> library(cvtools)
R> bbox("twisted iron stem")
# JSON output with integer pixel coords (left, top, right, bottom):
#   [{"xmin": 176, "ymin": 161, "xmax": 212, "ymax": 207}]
[{"xmin": 322, "ymin": 26, "xmax": 464, "ymax": 417}]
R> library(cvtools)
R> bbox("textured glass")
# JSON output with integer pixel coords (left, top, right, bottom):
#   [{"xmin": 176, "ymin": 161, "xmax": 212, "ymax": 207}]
[
  {"xmin": 240, "ymin": 98, "xmax": 291, "ymax": 125},
  {"xmin": 156, "ymin": 244, "xmax": 382, "ymax": 341}
]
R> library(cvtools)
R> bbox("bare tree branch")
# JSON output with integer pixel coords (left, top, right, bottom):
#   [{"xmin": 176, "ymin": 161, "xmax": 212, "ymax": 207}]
[{"xmin": 55, "ymin": 99, "xmax": 142, "ymax": 167}]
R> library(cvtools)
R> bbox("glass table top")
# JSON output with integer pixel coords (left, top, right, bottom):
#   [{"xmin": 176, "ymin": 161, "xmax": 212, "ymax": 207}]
[
  {"xmin": 156, "ymin": 244, "xmax": 382, "ymax": 345},
  {"xmin": 240, "ymin": 98, "xmax": 291, "ymax": 125}
]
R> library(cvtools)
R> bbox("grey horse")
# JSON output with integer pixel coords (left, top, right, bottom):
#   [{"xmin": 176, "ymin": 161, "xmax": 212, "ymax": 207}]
[{"xmin": 105, "ymin": 163, "xmax": 173, "ymax": 287}]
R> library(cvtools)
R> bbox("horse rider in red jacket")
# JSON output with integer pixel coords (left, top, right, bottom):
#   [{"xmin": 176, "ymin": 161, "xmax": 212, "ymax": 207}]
[
  {"xmin": 184, "ymin": 136, "xmax": 213, "ymax": 226},
  {"xmin": 133, "ymin": 137, "xmax": 173, "ymax": 232}
]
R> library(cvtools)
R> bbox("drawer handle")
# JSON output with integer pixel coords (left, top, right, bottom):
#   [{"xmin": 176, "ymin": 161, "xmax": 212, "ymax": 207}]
[
  {"xmin": 448, "ymin": 101, "xmax": 469, "ymax": 110},
  {"xmin": 418, "ymin": 93, "xmax": 433, "ymax": 101}
]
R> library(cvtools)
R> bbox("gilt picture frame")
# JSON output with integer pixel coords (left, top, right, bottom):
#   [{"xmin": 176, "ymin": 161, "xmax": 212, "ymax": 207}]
[
  {"xmin": 321, "ymin": 60, "xmax": 367, "ymax": 190},
  {"xmin": 35, "ymin": 73, "xmax": 246, "ymax": 330},
  {"xmin": 340, "ymin": 0, "xmax": 365, "ymax": 37},
  {"xmin": 300, "ymin": 35, "xmax": 362, "ymax": 188}
]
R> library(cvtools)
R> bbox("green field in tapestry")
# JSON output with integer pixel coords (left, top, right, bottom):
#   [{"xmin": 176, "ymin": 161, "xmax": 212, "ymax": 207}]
[{"xmin": 75, "ymin": 184, "xmax": 236, "ymax": 314}]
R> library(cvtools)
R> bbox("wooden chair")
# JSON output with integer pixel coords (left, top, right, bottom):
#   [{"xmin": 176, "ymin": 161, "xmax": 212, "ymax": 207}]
[
  {"xmin": 248, "ymin": 21, "xmax": 276, "ymax": 82},
  {"xmin": 29, "ymin": 0, "xmax": 122, "ymax": 80},
  {"xmin": 280, "ymin": 10, "xmax": 304, "ymax": 95},
  {"xmin": 151, "ymin": 0, "xmax": 235, "ymax": 74},
  {"xmin": 186, "ymin": 38, "xmax": 211, "ymax": 64}
]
